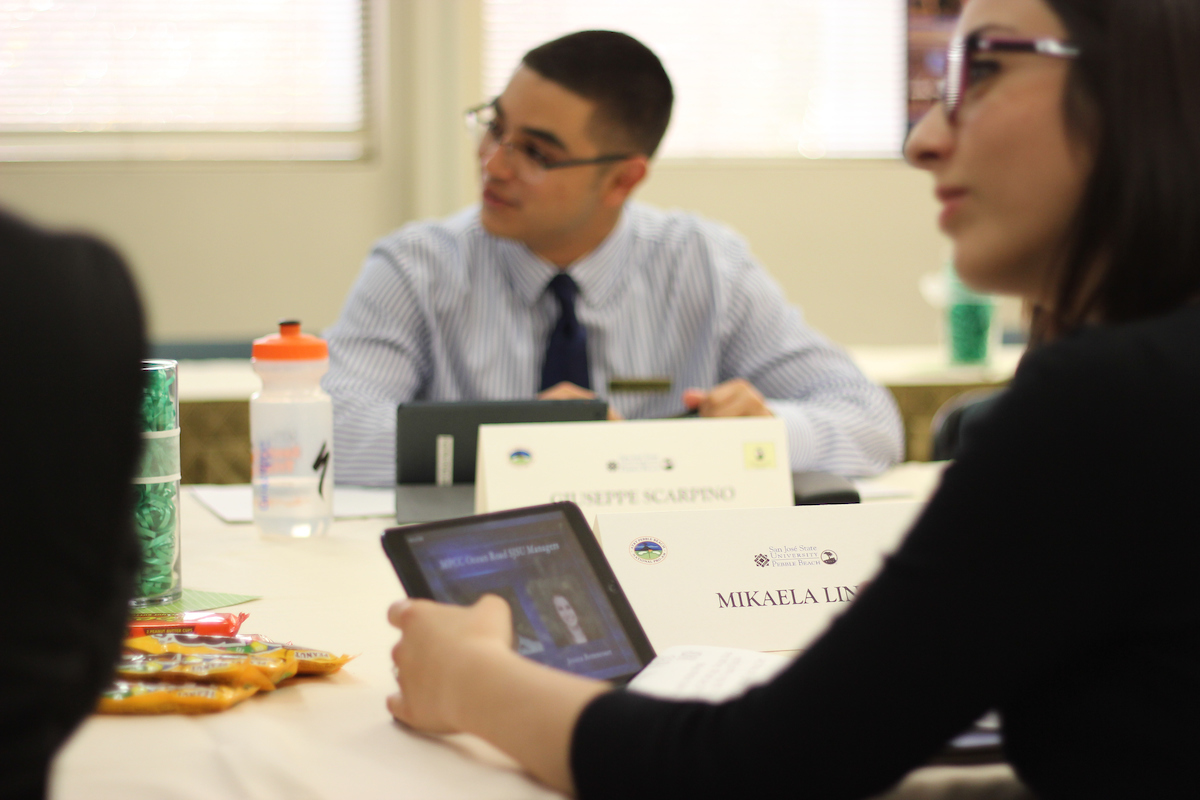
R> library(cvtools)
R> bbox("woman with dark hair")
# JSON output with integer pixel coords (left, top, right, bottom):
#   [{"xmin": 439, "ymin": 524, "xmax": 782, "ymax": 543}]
[
  {"xmin": 0, "ymin": 210, "xmax": 146, "ymax": 800},
  {"xmin": 385, "ymin": 0, "xmax": 1198, "ymax": 796}
]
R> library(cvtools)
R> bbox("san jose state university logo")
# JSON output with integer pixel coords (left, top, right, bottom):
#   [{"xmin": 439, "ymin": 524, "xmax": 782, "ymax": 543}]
[
  {"xmin": 628, "ymin": 537, "xmax": 667, "ymax": 564},
  {"xmin": 754, "ymin": 548, "xmax": 838, "ymax": 567}
]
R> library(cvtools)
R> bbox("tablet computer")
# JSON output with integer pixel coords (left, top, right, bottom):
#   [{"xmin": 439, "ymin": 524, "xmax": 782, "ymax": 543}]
[
  {"xmin": 396, "ymin": 399, "xmax": 608, "ymax": 485},
  {"xmin": 382, "ymin": 501, "xmax": 655, "ymax": 684}
]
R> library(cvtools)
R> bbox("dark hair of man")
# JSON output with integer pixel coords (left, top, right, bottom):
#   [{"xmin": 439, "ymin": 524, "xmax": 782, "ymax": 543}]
[
  {"xmin": 0, "ymin": 209, "xmax": 146, "ymax": 800},
  {"xmin": 521, "ymin": 30, "xmax": 674, "ymax": 158},
  {"xmin": 1036, "ymin": 0, "xmax": 1200, "ymax": 341}
]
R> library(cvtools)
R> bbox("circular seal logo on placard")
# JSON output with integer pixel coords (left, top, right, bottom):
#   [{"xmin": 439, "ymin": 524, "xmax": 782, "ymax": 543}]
[
  {"xmin": 629, "ymin": 537, "xmax": 667, "ymax": 564},
  {"xmin": 821, "ymin": 549, "xmax": 838, "ymax": 565},
  {"xmin": 509, "ymin": 449, "xmax": 532, "ymax": 466}
]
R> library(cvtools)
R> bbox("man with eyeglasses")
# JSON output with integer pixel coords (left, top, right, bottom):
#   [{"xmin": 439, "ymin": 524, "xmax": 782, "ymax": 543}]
[{"xmin": 323, "ymin": 30, "xmax": 903, "ymax": 486}]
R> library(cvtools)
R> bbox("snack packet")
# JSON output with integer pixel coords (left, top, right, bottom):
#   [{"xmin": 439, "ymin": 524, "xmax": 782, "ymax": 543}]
[
  {"xmin": 127, "ymin": 612, "xmax": 249, "ymax": 638},
  {"xmin": 125, "ymin": 633, "xmax": 281, "ymax": 657},
  {"xmin": 125, "ymin": 633, "xmax": 354, "ymax": 676},
  {"xmin": 282, "ymin": 646, "xmax": 356, "ymax": 676},
  {"xmin": 244, "ymin": 635, "xmax": 358, "ymax": 675},
  {"xmin": 97, "ymin": 680, "xmax": 257, "ymax": 714},
  {"xmin": 115, "ymin": 652, "xmax": 278, "ymax": 691},
  {"xmin": 124, "ymin": 635, "xmax": 298, "ymax": 685}
]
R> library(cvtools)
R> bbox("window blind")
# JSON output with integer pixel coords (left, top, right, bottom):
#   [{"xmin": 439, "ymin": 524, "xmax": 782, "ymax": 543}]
[
  {"xmin": 483, "ymin": 0, "xmax": 906, "ymax": 159},
  {"xmin": 0, "ymin": 0, "xmax": 365, "ymax": 160}
]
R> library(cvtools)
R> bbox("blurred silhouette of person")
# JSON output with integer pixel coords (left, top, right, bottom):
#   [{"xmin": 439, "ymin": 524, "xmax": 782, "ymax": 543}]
[{"xmin": 0, "ymin": 208, "xmax": 146, "ymax": 800}]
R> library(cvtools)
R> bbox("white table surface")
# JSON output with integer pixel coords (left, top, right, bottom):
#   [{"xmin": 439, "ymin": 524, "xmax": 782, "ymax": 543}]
[
  {"xmin": 51, "ymin": 462, "xmax": 1031, "ymax": 800},
  {"xmin": 177, "ymin": 358, "xmax": 261, "ymax": 402},
  {"xmin": 845, "ymin": 344, "xmax": 1023, "ymax": 387}
]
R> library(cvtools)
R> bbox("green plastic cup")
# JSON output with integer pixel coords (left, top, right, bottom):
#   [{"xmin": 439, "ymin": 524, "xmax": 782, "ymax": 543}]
[
  {"xmin": 945, "ymin": 263, "xmax": 995, "ymax": 365},
  {"xmin": 948, "ymin": 301, "xmax": 994, "ymax": 364}
]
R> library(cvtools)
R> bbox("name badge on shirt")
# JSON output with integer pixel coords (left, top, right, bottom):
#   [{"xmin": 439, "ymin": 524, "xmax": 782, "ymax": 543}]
[
  {"xmin": 594, "ymin": 502, "xmax": 925, "ymax": 653},
  {"xmin": 475, "ymin": 417, "xmax": 793, "ymax": 516}
]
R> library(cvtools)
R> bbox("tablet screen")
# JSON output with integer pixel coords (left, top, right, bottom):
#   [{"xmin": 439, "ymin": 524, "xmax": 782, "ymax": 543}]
[{"xmin": 390, "ymin": 505, "xmax": 649, "ymax": 682}]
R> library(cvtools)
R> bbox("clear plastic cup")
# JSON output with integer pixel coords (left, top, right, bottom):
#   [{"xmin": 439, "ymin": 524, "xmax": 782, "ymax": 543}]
[{"xmin": 131, "ymin": 359, "xmax": 183, "ymax": 606}]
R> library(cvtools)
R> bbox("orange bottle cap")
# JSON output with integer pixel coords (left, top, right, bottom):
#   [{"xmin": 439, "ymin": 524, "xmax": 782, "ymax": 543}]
[{"xmin": 252, "ymin": 320, "xmax": 328, "ymax": 361}]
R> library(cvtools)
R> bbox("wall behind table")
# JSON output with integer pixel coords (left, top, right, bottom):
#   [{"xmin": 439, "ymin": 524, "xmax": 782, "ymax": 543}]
[
  {"xmin": 0, "ymin": 167, "xmax": 401, "ymax": 343},
  {"xmin": 0, "ymin": 158, "xmax": 951, "ymax": 347},
  {"xmin": 639, "ymin": 159, "xmax": 947, "ymax": 345}
]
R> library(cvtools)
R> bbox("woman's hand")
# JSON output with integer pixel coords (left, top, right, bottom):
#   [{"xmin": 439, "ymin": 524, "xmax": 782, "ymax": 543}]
[
  {"xmin": 387, "ymin": 595, "xmax": 513, "ymax": 733},
  {"xmin": 385, "ymin": 594, "xmax": 609, "ymax": 794}
]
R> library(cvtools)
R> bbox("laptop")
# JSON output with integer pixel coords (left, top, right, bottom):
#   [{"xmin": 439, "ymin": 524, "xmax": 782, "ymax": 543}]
[{"xmin": 394, "ymin": 399, "xmax": 608, "ymax": 523}]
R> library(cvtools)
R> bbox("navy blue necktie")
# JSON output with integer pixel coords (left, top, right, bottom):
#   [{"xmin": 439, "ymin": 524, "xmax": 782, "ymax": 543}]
[{"xmin": 540, "ymin": 273, "xmax": 590, "ymax": 390}]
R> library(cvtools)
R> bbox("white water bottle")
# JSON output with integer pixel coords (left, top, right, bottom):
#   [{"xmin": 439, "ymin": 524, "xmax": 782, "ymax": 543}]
[{"xmin": 250, "ymin": 320, "xmax": 334, "ymax": 537}]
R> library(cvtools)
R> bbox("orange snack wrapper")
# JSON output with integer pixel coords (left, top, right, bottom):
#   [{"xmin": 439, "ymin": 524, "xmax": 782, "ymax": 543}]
[
  {"xmin": 115, "ymin": 652, "xmax": 278, "ymax": 691},
  {"xmin": 124, "ymin": 635, "xmax": 298, "ymax": 685},
  {"xmin": 125, "ymin": 633, "xmax": 282, "ymax": 657},
  {"xmin": 125, "ymin": 633, "xmax": 354, "ymax": 676},
  {"xmin": 284, "ymin": 647, "xmax": 356, "ymax": 676},
  {"xmin": 126, "ymin": 612, "xmax": 249, "ymax": 638},
  {"xmin": 243, "ymin": 635, "xmax": 357, "ymax": 675},
  {"xmin": 243, "ymin": 652, "xmax": 295, "ymax": 686},
  {"xmin": 97, "ymin": 680, "xmax": 257, "ymax": 714}
]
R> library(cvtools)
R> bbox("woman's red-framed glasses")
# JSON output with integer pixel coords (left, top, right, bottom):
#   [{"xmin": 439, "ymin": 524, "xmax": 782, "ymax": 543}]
[{"xmin": 940, "ymin": 33, "xmax": 1080, "ymax": 123}]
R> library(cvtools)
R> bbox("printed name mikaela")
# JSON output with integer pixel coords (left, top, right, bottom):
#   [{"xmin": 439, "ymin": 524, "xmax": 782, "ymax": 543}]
[{"xmin": 716, "ymin": 585, "xmax": 862, "ymax": 609}]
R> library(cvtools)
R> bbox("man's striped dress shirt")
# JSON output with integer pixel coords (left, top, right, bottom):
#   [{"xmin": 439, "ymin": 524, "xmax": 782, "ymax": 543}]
[{"xmin": 323, "ymin": 202, "xmax": 904, "ymax": 486}]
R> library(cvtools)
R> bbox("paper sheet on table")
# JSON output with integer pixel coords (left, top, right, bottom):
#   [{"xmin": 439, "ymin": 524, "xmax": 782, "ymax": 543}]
[
  {"xmin": 331, "ymin": 487, "xmax": 397, "ymax": 518},
  {"xmin": 189, "ymin": 485, "xmax": 395, "ymax": 523},
  {"xmin": 628, "ymin": 645, "xmax": 793, "ymax": 703},
  {"xmin": 852, "ymin": 479, "xmax": 915, "ymax": 501}
]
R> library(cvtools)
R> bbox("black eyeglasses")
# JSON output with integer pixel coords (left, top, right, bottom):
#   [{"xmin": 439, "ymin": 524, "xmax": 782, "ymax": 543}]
[
  {"xmin": 940, "ymin": 33, "xmax": 1080, "ymax": 123},
  {"xmin": 464, "ymin": 100, "xmax": 633, "ymax": 183}
]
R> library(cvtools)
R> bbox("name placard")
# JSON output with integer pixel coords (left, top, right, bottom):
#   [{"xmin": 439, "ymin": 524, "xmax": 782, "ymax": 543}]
[
  {"xmin": 594, "ymin": 502, "xmax": 925, "ymax": 653},
  {"xmin": 475, "ymin": 417, "xmax": 792, "ymax": 515}
]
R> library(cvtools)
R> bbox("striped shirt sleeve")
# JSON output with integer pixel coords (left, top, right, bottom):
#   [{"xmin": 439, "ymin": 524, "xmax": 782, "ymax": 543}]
[{"xmin": 323, "ymin": 241, "xmax": 434, "ymax": 486}]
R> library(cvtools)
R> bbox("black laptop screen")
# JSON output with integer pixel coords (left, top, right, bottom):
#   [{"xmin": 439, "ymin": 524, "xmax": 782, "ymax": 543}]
[
  {"xmin": 395, "ymin": 399, "xmax": 608, "ymax": 484},
  {"xmin": 400, "ymin": 508, "xmax": 643, "ymax": 681}
]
